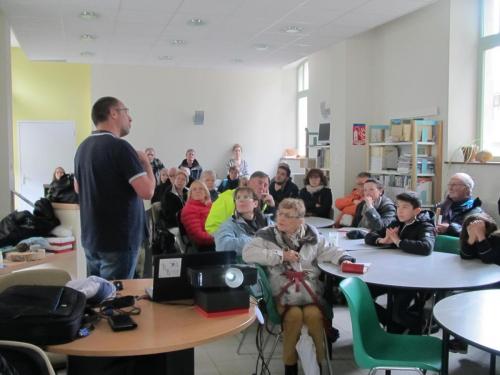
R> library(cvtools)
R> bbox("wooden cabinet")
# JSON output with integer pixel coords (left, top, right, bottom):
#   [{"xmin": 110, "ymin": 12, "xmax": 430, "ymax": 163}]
[{"xmin": 367, "ymin": 119, "xmax": 443, "ymax": 207}]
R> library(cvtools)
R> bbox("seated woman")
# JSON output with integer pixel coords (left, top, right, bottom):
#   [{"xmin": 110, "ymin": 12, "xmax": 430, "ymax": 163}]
[
  {"xmin": 218, "ymin": 165, "xmax": 240, "ymax": 193},
  {"xmin": 214, "ymin": 187, "xmax": 272, "ymax": 256},
  {"xmin": 335, "ymin": 172, "xmax": 370, "ymax": 227},
  {"xmin": 160, "ymin": 169, "xmax": 189, "ymax": 228},
  {"xmin": 243, "ymin": 198, "xmax": 354, "ymax": 375},
  {"xmin": 180, "ymin": 181, "xmax": 214, "ymax": 252},
  {"xmin": 179, "ymin": 148, "xmax": 203, "ymax": 181},
  {"xmin": 226, "ymin": 144, "xmax": 249, "ymax": 178},
  {"xmin": 460, "ymin": 213, "xmax": 500, "ymax": 265},
  {"xmin": 436, "ymin": 173, "xmax": 483, "ymax": 237},
  {"xmin": 298, "ymin": 168, "xmax": 332, "ymax": 219},
  {"xmin": 200, "ymin": 170, "xmax": 218, "ymax": 202},
  {"xmin": 351, "ymin": 178, "xmax": 396, "ymax": 232},
  {"xmin": 151, "ymin": 168, "xmax": 172, "ymax": 203},
  {"xmin": 47, "ymin": 166, "xmax": 78, "ymax": 203}
]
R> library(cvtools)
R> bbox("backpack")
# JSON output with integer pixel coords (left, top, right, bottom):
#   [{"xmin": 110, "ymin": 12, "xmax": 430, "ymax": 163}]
[{"xmin": 0, "ymin": 285, "xmax": 86, "ymax": 345}]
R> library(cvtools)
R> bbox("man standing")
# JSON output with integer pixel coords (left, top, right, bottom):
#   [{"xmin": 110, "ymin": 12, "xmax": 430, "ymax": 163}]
[
  {"xmin": 269, "ymin": 163, "xmax": 299, "ymax": 207},
  {"xmin": 74, "ymin": 97, "xmax": 155, "ymax": 280}
]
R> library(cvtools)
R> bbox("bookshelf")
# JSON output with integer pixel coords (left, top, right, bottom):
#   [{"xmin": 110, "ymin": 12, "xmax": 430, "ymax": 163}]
[
  {"xmin": 305, "ymin": 128, "xmax": 331, "ymax": 182},
  {"xmin": 366, "ymin": 119, "xmax": 443, "ymax": 207}
]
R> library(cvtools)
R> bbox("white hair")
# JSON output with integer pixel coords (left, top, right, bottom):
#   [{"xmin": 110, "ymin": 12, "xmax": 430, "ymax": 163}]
[{"xmin": 452, "ymin": 173, "xmax": 474, "ymax": 191}]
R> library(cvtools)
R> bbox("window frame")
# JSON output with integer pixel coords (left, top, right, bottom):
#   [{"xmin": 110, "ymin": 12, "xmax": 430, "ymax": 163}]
[
  {"xmin": 478, "ymin": 0, "xmax": 500, "ymax": 158},
  {"xmin": 297, "ymin": 61, "xmax": 309, "ymax": 155}
]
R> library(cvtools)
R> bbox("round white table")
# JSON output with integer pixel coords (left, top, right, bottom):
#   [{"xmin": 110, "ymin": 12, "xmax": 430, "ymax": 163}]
[
  {"xmin": 305, "ymin": 216, "xmax": 334, "ymax": 228},
  {"xmin": 434, "ymin": 290, "xmax": 500, "ymax": 375},
  {"xmin": 319, "ymin": 249, "xmax": 500, "ymax": 290}
]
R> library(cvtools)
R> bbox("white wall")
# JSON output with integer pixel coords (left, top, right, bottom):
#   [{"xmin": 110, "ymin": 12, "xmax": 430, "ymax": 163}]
[
  {"xmin": 0, "ymin": 11, "xmax": 13, "ymax": 217},
  {"xmin": 91, "ymin": 65, "xmax": 297, "ymax": 179}
]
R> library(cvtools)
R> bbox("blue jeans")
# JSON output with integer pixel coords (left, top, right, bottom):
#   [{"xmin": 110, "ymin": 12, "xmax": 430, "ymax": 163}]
[{"xmin": 85, "ymin": 247, "xmax": 139, "ymax": 280}]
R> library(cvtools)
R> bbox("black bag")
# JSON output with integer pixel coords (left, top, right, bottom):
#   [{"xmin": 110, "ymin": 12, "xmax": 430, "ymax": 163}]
[
  {"xmin": 0, "ymin": 285, "xmax": 86, "ymax": 345},
  {"xmin": 47, "ymin": 174, "xmax": 79, "ymax": 203}
]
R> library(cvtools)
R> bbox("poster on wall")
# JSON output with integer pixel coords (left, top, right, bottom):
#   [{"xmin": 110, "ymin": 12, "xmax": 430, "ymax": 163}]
[{"xmin": 352, "ymin": 123, "xmax": 366, "ymax": 145}]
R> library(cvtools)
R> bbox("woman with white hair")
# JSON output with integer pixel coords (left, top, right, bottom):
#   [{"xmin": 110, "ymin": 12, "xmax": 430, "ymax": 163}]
[
  {"xmin": 436, "ymin": 172, "xmax": 483, "ymax": 237},
  {"xmin": 243, "ymin": 198, "xmax": 354, "ymax": 375}
]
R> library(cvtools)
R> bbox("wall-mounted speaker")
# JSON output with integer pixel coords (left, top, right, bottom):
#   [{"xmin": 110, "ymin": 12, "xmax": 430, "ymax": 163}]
[{"xmin": 193, "ymin": 110, "xmax": 204, "ymax": 125}]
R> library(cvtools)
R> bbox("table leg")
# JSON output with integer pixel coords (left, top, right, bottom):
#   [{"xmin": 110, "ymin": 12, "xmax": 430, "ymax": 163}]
[
  {"xmin": 441, "ymin": 330, "xmax": 449, "ymax": 375},
  {"xmin": 490, "ymin": 353, "xmax": 496, "ymax": 375},
  {"xmin": 386, "ymin": 290, "xmax": 394, "ymax": 332},
  {"xmin": 67, "ymin": 348, "xmax": 194, "ymax": 375}
]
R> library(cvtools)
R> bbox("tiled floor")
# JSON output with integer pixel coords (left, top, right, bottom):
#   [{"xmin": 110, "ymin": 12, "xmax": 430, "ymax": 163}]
[{"xmin": 195, "ymin": 305, "xmax": 499, "ymax": 375}]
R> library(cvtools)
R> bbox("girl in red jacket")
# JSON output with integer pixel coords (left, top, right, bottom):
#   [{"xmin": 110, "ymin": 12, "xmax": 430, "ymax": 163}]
[{"xmin": 180, "ymin": 180, "xmax": 214, "ymax": 251}]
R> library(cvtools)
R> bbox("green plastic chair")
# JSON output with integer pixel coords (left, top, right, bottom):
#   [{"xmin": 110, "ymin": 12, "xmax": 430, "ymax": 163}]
[
  {"xmin": 339, "ymin": 277, "xmax": 442, "ymax": 374},
  {"xmin": 434, "ymin": 235, "xmax": 460, "ymax": 254}
]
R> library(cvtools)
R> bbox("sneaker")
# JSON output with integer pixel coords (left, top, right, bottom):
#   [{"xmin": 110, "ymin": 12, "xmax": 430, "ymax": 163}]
[{"xmin": 449, "ymin": 338, "xmax": 468, "ymax": 354}]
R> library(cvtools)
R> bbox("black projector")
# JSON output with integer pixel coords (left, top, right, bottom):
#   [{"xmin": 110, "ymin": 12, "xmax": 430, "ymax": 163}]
[
  {"xmin": 187, "ymin": 264, "xmax": 257, "ymax": 289},
  {"xmin": 187, "ymin": 264, "xmax": 258, "ymax": 316}
]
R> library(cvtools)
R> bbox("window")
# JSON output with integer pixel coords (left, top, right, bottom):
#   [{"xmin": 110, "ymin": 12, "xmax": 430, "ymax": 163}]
[
  {"xmin": 297, "ymin": 61, "xmax": 309, "ymax": 155},
  {"xmin": 479, "ymin": 0, "xmax": 500, "ymax": 156}
]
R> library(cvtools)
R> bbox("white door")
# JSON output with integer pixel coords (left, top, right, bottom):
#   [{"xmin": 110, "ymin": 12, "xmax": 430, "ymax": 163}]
[{"xmin": 17, "ymin": 121, "xmax": 76, "ymax": 209}]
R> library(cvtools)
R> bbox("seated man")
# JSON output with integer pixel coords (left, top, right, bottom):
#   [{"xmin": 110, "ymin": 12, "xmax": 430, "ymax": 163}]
[
  {"xmin": 269, "ymin": 163, "xmax": 299, "ymax": 207},
  {"xmin": 218, "ymin": 165, "xmax": 240, "ymax": 193},
  {"xmin": 351, "ymin": 178, "xmax": 396, "ymax": 232},
  {"xmin": 365, "ymin": 192, "xmax": 436, "ymax": 333},
  {"xmin": 205, "ymin": 171, "xmax": 275, "ymax": 234},
  {"xmin": 436, "ymin": 173, "xmax": 483, "ymax": 237},
  {"xmin": 460, "ymin": 213, "xmax": 500, "ymax": 265},
  {"xmin": 335, "ymin": 172, "xmax": 370, "ymax": 227}
]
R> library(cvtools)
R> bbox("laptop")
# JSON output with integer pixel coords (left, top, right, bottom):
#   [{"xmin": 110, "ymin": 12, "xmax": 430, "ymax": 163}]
[{"xmin": 147, "ymin": 251, "xmax": 237, "ymax": 302}]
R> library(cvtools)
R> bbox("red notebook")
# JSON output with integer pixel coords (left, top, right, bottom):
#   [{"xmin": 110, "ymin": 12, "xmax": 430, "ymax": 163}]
[{"xmin": 341, "ymin": 262, "xmax": 370, "ymax": 274}]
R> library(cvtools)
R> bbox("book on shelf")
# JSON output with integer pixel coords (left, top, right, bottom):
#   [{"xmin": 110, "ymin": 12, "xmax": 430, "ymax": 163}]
[{"xmin": 370, "ymin": 125, "xmax": 390, "ymax": 142}]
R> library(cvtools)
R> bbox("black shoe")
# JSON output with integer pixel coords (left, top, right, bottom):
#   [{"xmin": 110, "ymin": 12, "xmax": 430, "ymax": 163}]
[
  {"xmin": 285, "ymin": 364, "xmax": 298, "ymax": 375},
  {"xmin": 449, "ymin": 338, "xmax": 468, "ymax": 354},
  {"xmin": 327, "ymin": 326, "xmax": 340, "ymax": 343}
]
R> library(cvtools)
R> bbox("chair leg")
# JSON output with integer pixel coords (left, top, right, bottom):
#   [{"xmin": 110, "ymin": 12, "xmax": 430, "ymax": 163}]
[
  {"xmin": 323, "ymin": 329, "xmax": 334, "ymax": 375},
  {"xmin": 264, "ymin": 333, "xmax": 281, "ymax": 368}
]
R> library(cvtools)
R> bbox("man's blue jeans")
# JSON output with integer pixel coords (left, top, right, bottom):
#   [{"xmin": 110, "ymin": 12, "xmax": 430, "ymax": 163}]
[{"xmin": 84, "ymin": 247, "xmax": 139, "ymax": 280}]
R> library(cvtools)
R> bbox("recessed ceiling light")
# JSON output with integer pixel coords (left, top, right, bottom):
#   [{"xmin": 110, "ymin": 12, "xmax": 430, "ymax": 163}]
[
  {"xmin": 283, "ymin": 25, "xmax": 303, "ymax": 34},
  {"xmin": 79, "ymin": 10, "xmax": 98, "ymax": 20},
  {"xmin": 188, "ymin": 18, "xmax": 205, "ymax": 26},
  {"xmin": 80, "ymin": 51, "xmax": 95, "ymax": 57},
  {"xmin": 170, "ymin": 39, "xmax": 186, "ymax": 46},
  {"xmin": 254, "ymin": 43, "xmax": 269, "ymax": 51},
  {"xmin": 80, "ymin": 34, "xmax": 96, "ymax": 41},
  {"xmin": 158, "ymin": 55, "xmax": 173, "ymax": 61}
]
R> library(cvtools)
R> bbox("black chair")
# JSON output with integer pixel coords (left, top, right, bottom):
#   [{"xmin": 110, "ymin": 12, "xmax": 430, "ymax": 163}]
[
  {"xmin": 0, "ymin": 340, "xmax": 56, "ymax": 375},
  {"xmin": 176, "ymin": 210, "xmax": 198, "ymax": 253}
]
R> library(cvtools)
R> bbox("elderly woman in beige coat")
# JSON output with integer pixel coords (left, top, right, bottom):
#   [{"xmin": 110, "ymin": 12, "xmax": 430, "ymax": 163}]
[{"xmin": 243, "ymin": 198, "xmax": 354, "ymax": 375}]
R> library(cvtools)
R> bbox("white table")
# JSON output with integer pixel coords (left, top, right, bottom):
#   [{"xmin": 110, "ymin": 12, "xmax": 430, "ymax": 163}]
[
  {"xmin": 305, "ymin": 216, "xmax": 334, "ymax": 228},
  {"xmin": 434, "ymin": 290, "xmax": 500, "ymax": 375},
  {"xmin": 319, "ymin": 228, "xmax": 373, "ymax": 251},
  {"xmin": 319, "ymin": 249, "xmax": 500, "ymax": 290}
]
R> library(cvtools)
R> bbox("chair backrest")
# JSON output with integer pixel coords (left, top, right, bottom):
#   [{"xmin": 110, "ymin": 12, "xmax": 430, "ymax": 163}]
[
  {"xmin": 151, "ymin": 202, "xmax": 162, "ymax": 226},
  {"xmin": 339, "ymin": 277, "xmax": 387, "ymax": 369},
  {"xmin": 434, "ymin": 235, "xmax": 460, "ymax": 254},
  {"xmin": 254, "ymin": 264, "xmax": 281, "ymax": 325},
  {"xmin": 0, "ymin": 340, "xmax": 56, "ymax": 375},
  {"xmin": 0, "ymin": 269, "xmax": 71, "ymax": 294}
]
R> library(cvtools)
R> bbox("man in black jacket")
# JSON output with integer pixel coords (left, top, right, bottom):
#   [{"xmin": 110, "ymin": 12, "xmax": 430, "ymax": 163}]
[
  {"xmin": 365, "ymin": 192, "xmax": 436, "ymax": 333},
  {"xmin": 269, "ymin": 163, "xmax": 299, "ymax": 207}
]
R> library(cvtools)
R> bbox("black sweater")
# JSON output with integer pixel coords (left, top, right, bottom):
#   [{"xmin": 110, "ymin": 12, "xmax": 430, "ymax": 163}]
[
  {"xmin": 365, "ymin": 210, "xmax": 436, "ymax": 255},
  {"xmin": 460, "ymin": 231, "xmax": 500, "ymax": 265},
  {"xmin": 299, "ymin": 186, "xmax": 332, "ymax": 218}
]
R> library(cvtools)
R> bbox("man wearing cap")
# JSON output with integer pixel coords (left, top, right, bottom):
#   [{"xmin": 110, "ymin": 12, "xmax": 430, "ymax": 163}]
[
  {"xmin": 269, "ymin": 163, "xmax": 299, "ymax": 207},
  {"xmin": 436, "ymin": 173, "xmax": 483, "ymax": 237}
]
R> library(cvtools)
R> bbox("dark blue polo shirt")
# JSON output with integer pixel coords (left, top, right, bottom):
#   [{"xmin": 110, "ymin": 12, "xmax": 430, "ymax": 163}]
[{"xmin": 74, "ymin": 131, "xmax": 147, "ymax": 252}]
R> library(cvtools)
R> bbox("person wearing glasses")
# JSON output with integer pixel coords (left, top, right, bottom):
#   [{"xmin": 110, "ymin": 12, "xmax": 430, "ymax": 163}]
[
  {"xmin": 74, "ymin": 97, "xmax": 155, "ymax": 280},
  {"xmin": 243, "ymin": 198, "xmax": 354, "ymax": 375},
  {"xmin": 436, "ymin": 173, "xmax": 483, "ymax": 237},
  {"xmin": 214, "ymin": 187, "xmax": 273, "ymax": 255}
]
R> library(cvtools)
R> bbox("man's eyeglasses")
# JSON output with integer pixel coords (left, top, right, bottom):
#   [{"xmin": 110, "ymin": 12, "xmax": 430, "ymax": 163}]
[
  {"xmin": 277, "ymin": 211, "xmax": 303, "ymax": 219},
  {"xmin": 447, "ymin": 183, "xmax": 466, "ymax": 188}
]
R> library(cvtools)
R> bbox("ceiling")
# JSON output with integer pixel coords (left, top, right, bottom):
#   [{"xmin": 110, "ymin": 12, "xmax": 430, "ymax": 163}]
[{"xmin": 0, "ymin": 0, "xmax": 436, "ymax": 69}]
